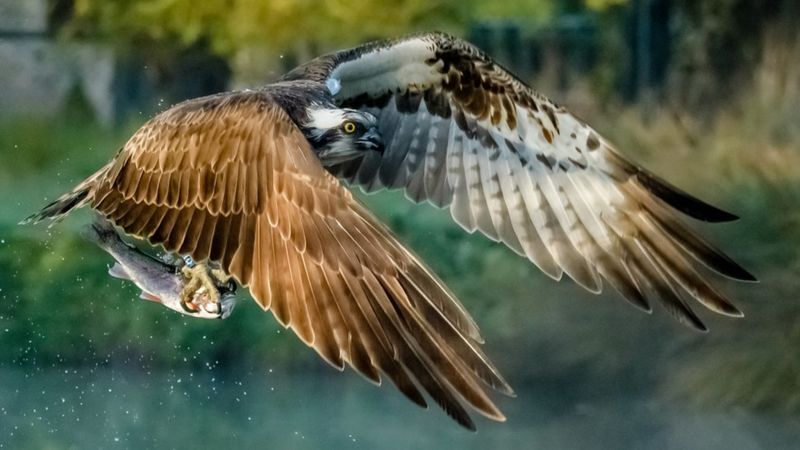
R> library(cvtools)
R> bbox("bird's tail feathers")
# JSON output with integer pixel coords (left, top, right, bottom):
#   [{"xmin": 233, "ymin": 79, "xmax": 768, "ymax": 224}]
[{"xmin": 20, "ymin": 165, "xmax": 109, "ymax": 225}]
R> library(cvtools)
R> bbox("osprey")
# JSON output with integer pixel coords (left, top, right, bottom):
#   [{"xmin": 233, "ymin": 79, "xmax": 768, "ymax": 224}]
[{"xmin": 24, "ymin": 32, "xmax": 755, "ymax": 430}]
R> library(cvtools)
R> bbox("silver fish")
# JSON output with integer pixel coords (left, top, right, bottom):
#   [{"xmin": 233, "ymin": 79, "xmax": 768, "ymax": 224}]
[{"xmin": 82, "ymin": 218, "xmax": 236, "ymax": 319}]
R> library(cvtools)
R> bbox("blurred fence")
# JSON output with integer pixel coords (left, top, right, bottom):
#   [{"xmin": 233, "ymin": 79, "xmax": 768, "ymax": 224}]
[
  {"xmin": 469, "ymin": 16, "xmax": 598, "ymax": 89},
  {"xmin": 470, "ymin": 0, "xmax": 672, "ymax": 102}
]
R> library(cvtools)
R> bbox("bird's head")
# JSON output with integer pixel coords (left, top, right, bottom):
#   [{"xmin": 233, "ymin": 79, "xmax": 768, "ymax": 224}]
[{"xmin": 302, "ymin": 107, "xmax": 384, "ymax": 166}]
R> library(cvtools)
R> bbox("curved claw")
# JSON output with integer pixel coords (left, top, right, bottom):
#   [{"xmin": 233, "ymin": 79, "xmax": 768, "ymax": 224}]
[{"xmin": 178, "ymin": 263, "xmax": 236, "ymax": 319}]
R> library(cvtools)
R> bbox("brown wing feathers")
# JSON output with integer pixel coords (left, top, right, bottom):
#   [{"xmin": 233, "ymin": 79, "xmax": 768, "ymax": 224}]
[{"xmin": 83, "ymin": 91, "xmax": 511, "ymax": 429}]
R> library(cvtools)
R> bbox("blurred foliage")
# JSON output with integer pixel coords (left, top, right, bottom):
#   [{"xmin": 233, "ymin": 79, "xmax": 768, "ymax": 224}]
[
  {"xmin": 584, "ymin": 0, "xmax": 627, "ymax": 11},
  {"xmin": 62, "ymin": 0, "xmax": 625, "ymax": 59},
  {"xmin": 585, "ymin": 26, "xmax": 800, "ymax": 414},
  {"xmin": 670, "ymin": 0, "xmax": 800, "ymax": 115},
  {"xmin": 65, "ymin": 0, "xmax": 556, "ymax": 56}
]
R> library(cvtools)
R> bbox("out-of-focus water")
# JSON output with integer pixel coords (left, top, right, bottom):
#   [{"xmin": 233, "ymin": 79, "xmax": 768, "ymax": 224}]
[{"xmin": 1, "ymin": 366, "xmax": 797, "ymax": 450}]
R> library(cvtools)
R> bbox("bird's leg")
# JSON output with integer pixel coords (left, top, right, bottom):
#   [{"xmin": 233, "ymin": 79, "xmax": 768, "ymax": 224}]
[{"xmin": 178, "ymin": 256, "xmax": 232, "ymax": 315}]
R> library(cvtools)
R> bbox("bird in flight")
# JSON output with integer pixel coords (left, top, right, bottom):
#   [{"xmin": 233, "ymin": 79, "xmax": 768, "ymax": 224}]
[{"xmin": 23, "ymin": 32, "xmax": 755, "ymax": 430}]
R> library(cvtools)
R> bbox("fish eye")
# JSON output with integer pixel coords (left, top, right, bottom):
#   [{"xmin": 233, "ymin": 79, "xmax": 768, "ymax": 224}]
[{"xmin": 342, "ymin": 121, "xmax": 356, "ymax": 134}]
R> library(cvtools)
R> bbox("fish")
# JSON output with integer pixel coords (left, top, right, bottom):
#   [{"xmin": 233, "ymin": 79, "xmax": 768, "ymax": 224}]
[{"xmin": 81, "ymin": 217, "xmax": 236, "ymax": 319}]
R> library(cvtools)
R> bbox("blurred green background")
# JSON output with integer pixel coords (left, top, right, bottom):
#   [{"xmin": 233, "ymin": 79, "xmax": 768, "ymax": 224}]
[{"xmin": 1, "ymin": 0, "xmax": 800, "ymax": 448}]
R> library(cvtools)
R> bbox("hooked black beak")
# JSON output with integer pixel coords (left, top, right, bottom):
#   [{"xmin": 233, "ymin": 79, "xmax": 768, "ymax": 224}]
[{"xmin": 358, "ymin": 129, "xmax": 384, "ymax": 153}]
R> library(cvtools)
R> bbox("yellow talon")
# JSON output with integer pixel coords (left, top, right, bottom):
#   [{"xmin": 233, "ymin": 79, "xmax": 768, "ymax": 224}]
[{"xmin": 179, "ymin": 263, "xmax": 229, "ymax": 312}]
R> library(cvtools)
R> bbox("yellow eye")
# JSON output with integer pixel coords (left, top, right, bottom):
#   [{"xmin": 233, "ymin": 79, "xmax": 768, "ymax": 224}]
[{"xmin": 343, "ymin": 121, "xmax": 356, "ymax": 134}]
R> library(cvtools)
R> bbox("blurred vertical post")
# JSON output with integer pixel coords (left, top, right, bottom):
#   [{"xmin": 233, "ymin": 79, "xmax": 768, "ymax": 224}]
[{"xmin": 624, "ymin": 0, "xmax": 671, "ymax": 112}]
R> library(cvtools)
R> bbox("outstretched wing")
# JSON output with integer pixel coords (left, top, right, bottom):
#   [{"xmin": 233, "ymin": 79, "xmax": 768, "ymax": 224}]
[
  {"xmin": 85, "ymin": 90, "xmax": 512, "ymax": 430},
  {"xmin": 289, "ymin": 32, "xmax": 756, "ymax": 330}
]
